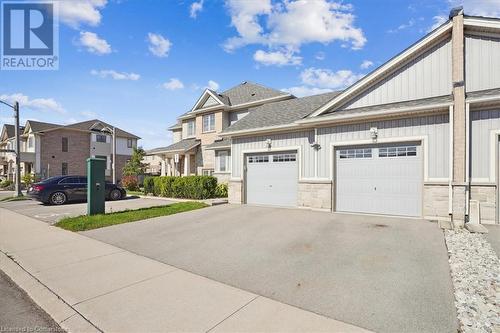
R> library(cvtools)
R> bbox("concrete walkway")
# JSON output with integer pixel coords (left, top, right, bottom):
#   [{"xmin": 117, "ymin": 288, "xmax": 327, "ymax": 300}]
[{"xmin": 0, "ymin": 208, "xmax": 370, "ymax": 333}]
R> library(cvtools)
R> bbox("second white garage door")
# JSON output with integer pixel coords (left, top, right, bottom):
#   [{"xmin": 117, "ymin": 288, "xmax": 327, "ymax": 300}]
[
  {"xmin": 245, "ymin": 151, "xmax": 298, "ymax": 207},
  {"xmin": 335, "ymin": 143, "xmax": 422, "ymax": 217}
]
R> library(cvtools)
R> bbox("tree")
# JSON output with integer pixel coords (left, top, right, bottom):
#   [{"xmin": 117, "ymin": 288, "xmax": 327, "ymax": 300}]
[{"xmin": 122, "ymin": 147, "xmax": 146, "ymax": 176}]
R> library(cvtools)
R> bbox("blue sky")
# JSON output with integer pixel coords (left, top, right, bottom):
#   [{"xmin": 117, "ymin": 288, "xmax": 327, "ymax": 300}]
[{"xmin": 1, "ymin": 0, "xmax": 499, "ymax": 149}]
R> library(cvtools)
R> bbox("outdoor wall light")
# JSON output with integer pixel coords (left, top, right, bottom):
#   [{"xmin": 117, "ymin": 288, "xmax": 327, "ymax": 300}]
[{"xmin": 370, "ymin": 127, "xmax": 378, "ymax": 141}]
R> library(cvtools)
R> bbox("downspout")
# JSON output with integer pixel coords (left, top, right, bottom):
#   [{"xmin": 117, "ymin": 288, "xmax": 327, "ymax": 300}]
[
  {"xmin": 314, "ymin": 128, "xmax": 318, "ymax": 178},
  {"xmin": 465, "ymin": 102, "xmax": 470, "ymax": 220},
  {"xmin": 449, "ymin": 105, "xmax": 454, "ymax": 219}
]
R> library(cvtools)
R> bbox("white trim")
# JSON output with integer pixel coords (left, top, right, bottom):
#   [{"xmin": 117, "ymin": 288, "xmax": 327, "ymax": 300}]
[
  {"xmin": 240, "ymin": 146, "xmax": 302, "ymax": 181},
  {"xmin": 308, "ymin": 21, "xmax": 453, "ymax": 118},
  {"xmin": 489, "ymin": 129, "xmax": 500, "ymax": 182},
  {"xmin": 465, "ymin": 103, "xmax": 471, "ymax": 217},
  {"xmin": 467, "ymin": 94, "xmax": 500, "ymax": 105},
  {"xmin": 449, "ymin": 105, "xmax": 454, "ymax": 216},
  {"xmin": 328, "ymin": 136, "xmax": 432, "ymax": 181},
  {"xmin": 464, "ymin": 17, "xmax": 500, "ymax": 30},
  {"xmin": 221, "ymin": 123, "xmax": 301, "ymax": 137},
  {"xmin": 190, "ymin": 89, "xmax": 225, "ymax": 112}
]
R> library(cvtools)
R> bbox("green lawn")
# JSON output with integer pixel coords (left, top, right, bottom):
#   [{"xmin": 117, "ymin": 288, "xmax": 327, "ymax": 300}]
[
  {"xmin": 126, "ymin": 190, "xmax": 144, "ymax": 196},
  {"xmin": 55, "ymin": 202, "xmax": 208, "ymax": 232}
]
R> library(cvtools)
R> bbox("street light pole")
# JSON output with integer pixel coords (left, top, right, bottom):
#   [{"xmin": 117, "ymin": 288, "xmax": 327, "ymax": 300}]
[{"xmin": 14, "ymin": 102, "xmax": 22, "ymax": 197}]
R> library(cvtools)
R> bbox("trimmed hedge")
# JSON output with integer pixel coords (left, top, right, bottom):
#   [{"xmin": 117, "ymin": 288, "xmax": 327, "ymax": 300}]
[{"xmin": 143, "ymin": 176, "xmax": 221, "ymax": 199}]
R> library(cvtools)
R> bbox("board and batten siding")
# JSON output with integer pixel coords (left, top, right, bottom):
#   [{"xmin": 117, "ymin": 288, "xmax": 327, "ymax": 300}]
[
  {"xmin": 471, "ymin": 109, "xmax": 500, "ymax": 181},
  {"xmin": 231, "ymin": 131, "xmax": 315, "ymax": 179},
  {"xmin": 465, "ymin": 35, "xmax": 500, "ymax": 93},
  {"xmin": 343, "ymin": 38, "xmax": 452, "ymax": 110},
  {"xmin": 316, "ymin": 114, "xmax": 450, "ymax": 180}
]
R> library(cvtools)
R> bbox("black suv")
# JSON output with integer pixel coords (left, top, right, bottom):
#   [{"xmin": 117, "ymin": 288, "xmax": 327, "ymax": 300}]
[{"xmin": 27, "ymin": 175, "xmax": 126, "ymax": 205}]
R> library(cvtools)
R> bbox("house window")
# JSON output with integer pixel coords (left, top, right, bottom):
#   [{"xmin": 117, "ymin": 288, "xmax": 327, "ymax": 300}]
[
  {"xmin": 96, "ymin": 134, "xmax": 107, "ymax": 143},
  {"xmin": 218, "ymin": 151, "xmax": 228, "ymax": 172},
  {"xmin": 379, "ymin": 146, "xmax": 417, "ymax": 157},
  {"xmin": 202, "ymin": 169, "xmax": 214, "ymax": 176},
  {"xmin": 61, "ymin": 162, "xmax": 68, "ymax": 175},
  {"xmin": 248, "ymin": 155, "xmax": 269, "ymax": 163},
  {"xmin": 202, "ymin": 113, "xmax": 215, "ymax": 132},
  {"xmin": 28, "ymin": 137, "xmax": 33, "ymax": 148},
  {"xmin": 127, "ymin": 138, "xmax": 133, "ymax": 148},
  {"xmin": 62, "ymin": 137, "xmax": 68, "ymax": 152},
  {"xmin": 272, "ymin": 153, "xmax": 296, "ymax": 162},
  {"xmin": 187, "ymin": 120, "xmax": 196, "ymax": 137},
  {"xmin": 338, "ymin": 148, "xmax": 372, "ymax": 159}
]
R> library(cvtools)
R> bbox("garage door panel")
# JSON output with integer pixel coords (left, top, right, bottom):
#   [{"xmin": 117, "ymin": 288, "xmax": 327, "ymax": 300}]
[
  {"xmin": 246, "ymin": 152, "xmax": 298, "ymax": 207},
  {"xmin": 336, "ymin": 144, "xmax": 422, "ymax": 217}
]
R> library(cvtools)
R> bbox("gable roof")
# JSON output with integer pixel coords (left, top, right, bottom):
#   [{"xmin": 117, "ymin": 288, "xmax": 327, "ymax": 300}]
[
  {"xmin": 25, "ymin": 120, "xmax": 60, "ymax": 133},
  {"xmin": 2, "ymin": 124, "xmax": 24, "ymax": 140},
  {"xmin": 221, "ymin": 81, "xmax": 290, "ymax": 106},
  {"xmin": 222, "ymin": 91, "xmax": 341, "ymax": 135},
  {"xmin": 307, "ymin": 20, "xmax": 454, "ymax": 118},
  {"xmin": 146, "ymin": 138, "xmax": 200, "ymax": 155}
]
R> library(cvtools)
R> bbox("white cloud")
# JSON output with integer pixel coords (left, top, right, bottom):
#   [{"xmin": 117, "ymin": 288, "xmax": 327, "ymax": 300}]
[
  {"xmin": 253, "ymin": 49, "xmax": 302, "ymax": 66},
  {"xmin": 79, "ymin": 31, "xmax": 112, "ymax": 54},
  {"xmin": 428, "ymin": 15, "xmax": 448, "ymax": 32},
  {"xmin": 223, "ymin": 0, "xmax": 366, "ymax": 66},
  {"xmin": 360, "ymin": 60, "xmax": 373, "ymax": 69},
  {"xmin": 91, "ymin": 69, "xmax": 140, "ymax": 80},
  {"xmin": 162, "ymin": 78, "xmax": 185, "ymax": 90},
  {"xmin": 315, "ymin": 51, "xmax": 326, "ymax": 60},
  {"xmin": 190, "ymin": 0, "xmax": 204, "ymax": 18},
  {"xmin": 281, "ymin": 86, "xmax": 333, "ymax": 97},
  {"xmin": 147, "ymin": 33, "xmax": 172, "ymax": 57},
  {"xmin": 206, "ymin": 80, "xmax": 219, "ymax": 91},
  {"xmin": 455, "ymin": 0, "xmax": 500, "ymax": 17},
  {"xmin": 0, "ymin": 93, "xmax": 65, "ymax": 114},
  {"xmin": 282, "ymin": 66, "xmax": 364, "ymax": 97},
  {"xmin": 59, "ymin": 0, "xmax": 107, "ymax": 28},
  {"xmin": 387, "ymin": 18, "xmax": 416, "ymax": 33},
  {"xmin": 300, "ymin": 67, "xmax": 363, "ymax": 89}
]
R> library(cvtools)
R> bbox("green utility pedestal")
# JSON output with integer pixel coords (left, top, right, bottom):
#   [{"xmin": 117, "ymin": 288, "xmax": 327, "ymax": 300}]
[{"xmin": 87, "ymin": 157, "xmax": 106, "ymax": 215}]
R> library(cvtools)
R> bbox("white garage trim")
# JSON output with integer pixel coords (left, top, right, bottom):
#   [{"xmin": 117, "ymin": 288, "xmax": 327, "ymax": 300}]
[
  {"xmin": 239, "ymin": 145, "xmax": 303, "ymax": 180},
  {"xmin": 327, "ymin": 135, "xmax": 448, "ymax": 183}
]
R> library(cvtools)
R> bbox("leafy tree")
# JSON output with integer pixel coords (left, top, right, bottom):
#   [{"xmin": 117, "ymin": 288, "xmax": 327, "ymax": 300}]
[{"xmin": 122, "ymin": 147, "xmax": 146, "ymax": 176}]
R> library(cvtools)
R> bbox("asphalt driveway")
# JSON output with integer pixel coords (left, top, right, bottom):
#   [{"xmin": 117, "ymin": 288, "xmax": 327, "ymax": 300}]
[
  {"xmin": 0, "ymin": 196, "xmax": 175, "ymax": 224},
  {"xmin": 83, "ymin": 205, "xmax": 457, "ymax": 333}
]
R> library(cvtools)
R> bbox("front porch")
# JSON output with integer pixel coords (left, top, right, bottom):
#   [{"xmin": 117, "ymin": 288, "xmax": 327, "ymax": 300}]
[{"xmin": 146, "ymin": 138, "xmax": 201, "ymax": 177}]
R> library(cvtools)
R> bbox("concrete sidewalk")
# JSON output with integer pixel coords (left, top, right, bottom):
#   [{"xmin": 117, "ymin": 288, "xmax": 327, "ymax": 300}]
[{"xmin": 0, "ymin": 208, "xmax": 371, "ymax": 333}]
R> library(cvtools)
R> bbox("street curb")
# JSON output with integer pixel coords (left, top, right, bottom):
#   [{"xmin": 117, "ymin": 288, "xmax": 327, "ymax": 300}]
[
  {"xmin": 132, "ymin": 194, "xmax": 228, "ymax": 206},
  {"xmin": 0, "ymin": 251, "xmax": 101, "ymax": 333}
]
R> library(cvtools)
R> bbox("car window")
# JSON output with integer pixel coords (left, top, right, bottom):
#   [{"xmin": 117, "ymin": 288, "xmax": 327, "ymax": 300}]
[
  {"xmin": 78, "ymin": 177, "xmax": 88, "ymax": 184},
  {"xmin": 40, "ymin": 176, "xmax": 62, "ymax": 184},
  {"xmin": 59, "ymin": 177, "xmax": 78, "ymax": 184}
]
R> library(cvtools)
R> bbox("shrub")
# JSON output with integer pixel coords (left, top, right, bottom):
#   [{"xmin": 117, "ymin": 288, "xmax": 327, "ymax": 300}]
[
  {"xmin": 147, "ymin": 176, "xmax": 218, "ymax": 199},
  {"xmin": 214, "ymin": 183, "xmax": 228, "ymax": 198},
  {"xmin": 22, "ymin": 174, "xmax": 34, "ymax": 186},
  {"xmin": 121, "ymin": 175, "xmax": 139, "ymax": 191},
  {"xmin": 0, "ymin": 179, "xmax": 13, "ymax": 188}
]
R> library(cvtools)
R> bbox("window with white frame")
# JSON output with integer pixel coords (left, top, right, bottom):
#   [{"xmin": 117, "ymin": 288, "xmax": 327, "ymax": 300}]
[
  {"xmin": 96, "ymin": 134, "xmax": 107, "ymax": 143},
  {"xmin": 28, "ymin": 137, "xmax": 33, "ymax": 148},
  {"xmin": 202, "ymin": 113, "xmax": 215, "ymax": 132},
  {"xmin": 202, "ymin": 169, "xmax": 214, "ymax": 176},
  {"xmin": 379, "ymin": 146, "xmax": 417, "ymax": 157},
  {"xmin": 218, "ymin": 151, "xmax": 228, "ymax": 172},
  {"xmin": 186, "ymin": 120, "xmax": 196, "ymax": 137},
  {"xmin": 127, "ymin": 138, "xmax": 133, "ymax": 148},
  {"xmin": 248, "ymin": 155, "xmax": 269, "ymax": 163},
  {"xmin": 338, "ymin": 148, "xmax": 372, "ymax": 159}
]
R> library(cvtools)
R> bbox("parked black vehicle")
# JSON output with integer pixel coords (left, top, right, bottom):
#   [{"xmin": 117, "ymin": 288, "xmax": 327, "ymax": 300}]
[{"xmin": 27, "ymin": 175, "xmax": 126, "ymax": 205}]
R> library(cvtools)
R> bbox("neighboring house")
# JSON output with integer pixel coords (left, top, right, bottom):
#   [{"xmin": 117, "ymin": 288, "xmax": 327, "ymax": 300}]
[
  {"xmin": 0, "ymin": 119, "xmax": 140, "ymax": 181},
  {"xmin": 147, "ymin": 82, "xmax": 292, "ymax": 183},
  {"xmin": 143, "ymin": 154, "xmax": 163, "ymax": 176},
  {"xmin": 217, "ymin": 10, "xmax": 500, "ymax": 225}
]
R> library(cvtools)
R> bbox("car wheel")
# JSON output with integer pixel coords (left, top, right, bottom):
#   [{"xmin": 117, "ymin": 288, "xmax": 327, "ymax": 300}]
[
  {"xmin": 109, "ymin": 189, "xmax": 122, "ymax": 201},
  {"xmin": 50, "ymin": 192, "xmax": 67, "ymax": 205}
]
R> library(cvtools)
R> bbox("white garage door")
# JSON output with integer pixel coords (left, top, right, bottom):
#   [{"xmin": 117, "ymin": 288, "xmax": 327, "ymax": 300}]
[
  {"xmin": 336, "ymin": 143, "xmax": 422, "ymax": 217},
  {"xmin": 245, "ymin": 152, "xmax": 298, "ymax": 207}
]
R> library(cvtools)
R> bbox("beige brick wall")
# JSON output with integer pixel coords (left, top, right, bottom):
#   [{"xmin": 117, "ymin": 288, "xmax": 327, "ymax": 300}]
[
  {"xmin": 470, "ymin": 185, "xmax": 496, "ymax": 224},
  {"xmin": 40, "ymin": 129, "xmax": 90, "ymax": 178},
  {"xmin": 228, "ymin": 180, "xmax": 243, "ymax": 204},
  {"xmin": 298, "ymin": 181, "xmax": 332, "ymax": 211},
  {"xmin": 213, "ymin": 172, "xmax": 230, "ymax": 184},
  {"xmin": 423, "ymin": 184, "xmax": 450, "ymax": 220}
]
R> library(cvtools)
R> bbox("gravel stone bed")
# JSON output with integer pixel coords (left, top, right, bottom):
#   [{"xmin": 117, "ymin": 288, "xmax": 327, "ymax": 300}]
[{"xmin": 444, "ymin": 229, "xmax": 500, "ymax": 333}]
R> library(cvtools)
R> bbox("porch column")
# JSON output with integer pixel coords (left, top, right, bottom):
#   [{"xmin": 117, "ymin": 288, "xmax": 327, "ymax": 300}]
[
  {"xmin": 166, "ymin": 158, "xmax": 171, "ymax": 176},
  {"xmin": 451, "ymin": 8, "xmax": 467, "ymax": 227},
  {"xmin": 160, "ymin": 159, "xmax": 166, "ymax": 176},
  {"xmin": 184, "ymin": 154, "xmax": 190, "ymax": 176}
]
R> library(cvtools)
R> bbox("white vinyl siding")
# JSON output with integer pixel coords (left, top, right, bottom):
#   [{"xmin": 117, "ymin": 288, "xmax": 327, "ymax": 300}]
[
  {"xmin": 465, "ymin": 34, "xmax": 500, "ymax": 92},
  {"xmin": 342, "ymin": 37, "xmax": 452, "ymax": 110},
  {"xmin": 203, "ymin": 113, "xmax": 215, "ymax": 132}
]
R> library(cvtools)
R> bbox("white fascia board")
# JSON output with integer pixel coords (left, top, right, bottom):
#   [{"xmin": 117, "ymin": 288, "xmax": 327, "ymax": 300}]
[
  {"xmin": 189, "ymin": 89, "xmax": 225, "ymax": 113},
  {"xmin": 464, "ymin": 17, "xmax": 500, "ymax": 30},
  {"xmin": 467, "ymin": 95, "xmax": 500, "ymax": 105},
  {"xmin": 307, "ymin": 21, "xmax": 453, "ymax": 118}
]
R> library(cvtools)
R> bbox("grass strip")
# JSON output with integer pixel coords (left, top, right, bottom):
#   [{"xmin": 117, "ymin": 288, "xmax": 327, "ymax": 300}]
[
  {"xmin": 55, "ymin": 201, "xmax": 208, "ymax": 232},
  {"xmin": 0, "ymin": 195, "xmax": 30, "ymax": 202}
]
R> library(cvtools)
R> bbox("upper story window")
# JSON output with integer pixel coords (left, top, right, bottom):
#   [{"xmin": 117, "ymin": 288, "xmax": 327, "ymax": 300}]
[
  {"xmin": 202, "ymin": 113, "xmax": 215, "ymax": 133},
  {"xmin": 186, "ymin": 120, "xmax": 196, "ymax": 137},
  {"xmin": 28, "ymin": 137, "xmax": 33, "ymax": 148},
  {"xmin": 61, "ymin": 137, "xmax": 68, "ymax": 152},
  {"xmin": 96, "ymin": 134, "xmax": 107, "ymax": 143},
  {"xmin": 127, "ymin": 138, "xmax": 133, "ymax": 148}
]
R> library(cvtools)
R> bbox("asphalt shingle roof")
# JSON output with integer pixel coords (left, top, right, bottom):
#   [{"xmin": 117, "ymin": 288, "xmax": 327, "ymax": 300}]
[
  {"xmin": 205, "ymin": 137, "xmax": 231, "ymax": 149},
  {"xmin": 222, "ymin": 91, "xmax": 341, "ymax": 133},
  {"xmin": 147, "ymin": 138, "xmax": 200, "ymax": 154},
  {"xmin": 26, "ymin": 120, "xmax": 60, "ymax": 133},
  {"xmin": 64, "ymin": 119, "xmax": 140, "ymax": 139},
  {"xmin": 221, "ymin": 81, "xmax": 290, "ymax": 106},
  {"xmin": 3, "ymin": 124, "xmax": 24, "ymax": 139}
]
